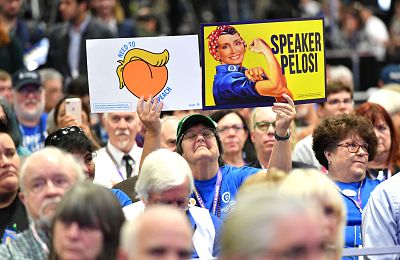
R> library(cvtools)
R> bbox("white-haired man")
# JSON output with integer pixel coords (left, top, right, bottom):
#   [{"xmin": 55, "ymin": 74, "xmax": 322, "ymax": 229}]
[
  {"xmin": 94, "ymin": 112, "xmax": 142, "ymax": 188},
  {"xmin": 123, "ymin": 149, "xmax": 222, "ymax": 259},
  {"xmin": 0, "ymin": 147, "xmax": 84, "ymax": 259},
  {"xmin": 119, "ymin": 205, "xmax": 193, "ymax": 260}
]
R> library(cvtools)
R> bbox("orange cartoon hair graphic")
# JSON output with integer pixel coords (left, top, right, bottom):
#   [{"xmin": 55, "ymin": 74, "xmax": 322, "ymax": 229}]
[{"xmin": 116, "ymin": 48, "xmax": 169, "ymax": 100}]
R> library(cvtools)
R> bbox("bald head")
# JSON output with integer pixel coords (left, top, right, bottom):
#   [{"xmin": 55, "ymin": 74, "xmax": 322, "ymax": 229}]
[
  {"xmin": 119, "ymin": 205, "xmax": 193, "ymax": 260},
  {"xmin": 161, "ymin": 116, "xmax": 180, "ymax": 151}
]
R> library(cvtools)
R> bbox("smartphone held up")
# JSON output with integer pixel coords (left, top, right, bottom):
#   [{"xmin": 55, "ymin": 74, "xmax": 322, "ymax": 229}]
[{"xmin": 65, "ymin": 98, "xmax": 82, "ymax": 124}]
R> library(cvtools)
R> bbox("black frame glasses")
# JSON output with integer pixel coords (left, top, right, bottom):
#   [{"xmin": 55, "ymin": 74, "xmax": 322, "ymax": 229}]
[{"xmin": 254, "ymin": 121, "xmax": 276, "ymax": 132}]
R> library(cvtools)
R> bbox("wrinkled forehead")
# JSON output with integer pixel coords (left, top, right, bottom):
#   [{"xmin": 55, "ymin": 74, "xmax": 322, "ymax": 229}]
[
  {"xmin": 254, "ymin": 107, "xmax": 276, "ymax": 122},
  {"xmin": 23, "ymin": 160, "xmax": 75, "ymax": 182},
  {"xmin": 107, "ymin": 112, "xmax": 138, "ymax": 122},
  {"xmin": 185, "ymin": 123, "xmax": 208, "ymax": 133}
]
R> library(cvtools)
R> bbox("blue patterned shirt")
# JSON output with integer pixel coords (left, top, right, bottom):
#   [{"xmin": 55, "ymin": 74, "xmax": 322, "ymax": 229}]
[{"xmin": 0, "ymin": 226, "xmax": 49, "ymax": 260}]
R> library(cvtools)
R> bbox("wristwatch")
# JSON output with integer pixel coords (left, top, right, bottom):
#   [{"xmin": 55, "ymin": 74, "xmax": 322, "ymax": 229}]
[{"xmin": 274, "ymin": 130, "xmax": 291, "ymax": 141}]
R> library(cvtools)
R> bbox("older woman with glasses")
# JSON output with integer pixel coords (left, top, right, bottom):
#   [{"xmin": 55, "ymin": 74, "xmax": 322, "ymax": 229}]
[
  {"xmin": 137, "ymin": 94, "xmax": 295, "ymax": 222},
  {"xmin": 312, "ymin": 113, "xmax": 380, "ymax": 249},
  {"xmin": 210, "ymin": 110, "xmax": 255, "ymax": 167}
]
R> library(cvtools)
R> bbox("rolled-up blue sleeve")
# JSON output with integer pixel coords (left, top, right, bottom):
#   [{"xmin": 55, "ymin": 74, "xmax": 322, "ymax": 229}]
[{"xmin": 213, "ymin": 71, "xmax": 261, "ymax": 104}]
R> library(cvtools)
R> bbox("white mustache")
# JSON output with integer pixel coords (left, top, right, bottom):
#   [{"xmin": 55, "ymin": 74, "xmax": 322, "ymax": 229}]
[
  {"xmin": 39, "ymin": 196, "xmax": 62, "ymax": 215},
  {"xmin": 115, "ymin": 129, "xmax": 130, "ymax": 136},
  {"xmin": 23, "ymin": 99, "xmax": 38, "ymax": 105}
]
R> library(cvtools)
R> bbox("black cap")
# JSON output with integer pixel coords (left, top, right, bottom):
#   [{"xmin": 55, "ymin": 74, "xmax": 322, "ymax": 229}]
[{"xmin": 12, "ymin": 69, "xmax": 41, "ymax": 90}]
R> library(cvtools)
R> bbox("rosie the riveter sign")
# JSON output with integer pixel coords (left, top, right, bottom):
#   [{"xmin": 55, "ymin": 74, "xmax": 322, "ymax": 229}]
[{"xmin": 201, "ymin": 17, "xmax": 326, "ymax": 110}]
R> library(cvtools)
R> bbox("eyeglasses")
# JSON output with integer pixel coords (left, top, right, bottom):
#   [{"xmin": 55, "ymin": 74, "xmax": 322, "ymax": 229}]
[
  {"xmin": 45, "ymin": 126, "xmax": 84, "ymax": 146},
  {"xmin": 326, "ymin": 98, "xmax": 353, "ymax": 106},
  {"xmin": 254, "ymin": 121, "xmax": 276, "ymax": 131},
  {"xmin": 218, "ymin": 124, "xmax": 245, "ymax": 134},
  {"xmin": 337, "ymin": 142, "xmax": 369, "ymax": 155},
  {"xmin": 182, "ymin": 128, "xmax": 216, "ymax": 141}
]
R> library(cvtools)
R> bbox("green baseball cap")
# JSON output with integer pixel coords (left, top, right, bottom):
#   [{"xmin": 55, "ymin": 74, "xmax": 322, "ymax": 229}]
[{"xmin": 176, "ymin": 114, "xmax": 218, "ymax": 141}]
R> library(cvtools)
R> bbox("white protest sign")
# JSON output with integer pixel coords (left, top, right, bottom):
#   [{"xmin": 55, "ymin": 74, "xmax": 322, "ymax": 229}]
[{"xmin": 86, "ymin": 35, "xmax": 201, "ymax": 112}]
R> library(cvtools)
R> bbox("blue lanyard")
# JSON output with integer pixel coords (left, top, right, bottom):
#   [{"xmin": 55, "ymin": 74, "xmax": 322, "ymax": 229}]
[
  {"xmin": 337, "ymin": 179, "xmax": 365, "ymax": 213},
  {"xmin": 192, "ymin": 169, "xmax": 222, "ymax": 217},
  {"xmin": 105, "ymin": 146, "xmax": 125, "ymax": 181}
]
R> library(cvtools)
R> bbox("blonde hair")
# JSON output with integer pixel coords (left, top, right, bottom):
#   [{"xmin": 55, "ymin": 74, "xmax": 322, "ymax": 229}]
[
  {"xmin": 279, "ymin": 169, "xmax": 346, "ymax": 259},
  {"xmin": 240, "ymin": 168, "xmax": 287, "ymax": 194},
  {"xmin": 221, "ymin": 188, "xmax": 320, "ymax": 259}
]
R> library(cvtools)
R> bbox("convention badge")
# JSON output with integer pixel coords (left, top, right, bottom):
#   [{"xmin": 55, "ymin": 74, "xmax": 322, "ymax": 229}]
[
  {"xmin": 2, "ymin": 228, "xmax": 17, "ymax": 244},
  {"xmin": 189, "ymin": 198, "xmax": 197, "ymax": 206},
  {"xmin": 342, "ymin": 189, "xmax": 357, "ymax": 197}
]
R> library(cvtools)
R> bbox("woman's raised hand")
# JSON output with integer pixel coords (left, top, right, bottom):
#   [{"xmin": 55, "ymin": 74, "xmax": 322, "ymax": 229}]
[{"xmin": 137, "ymin": 95, "xmax": 163, "ymax": 133}]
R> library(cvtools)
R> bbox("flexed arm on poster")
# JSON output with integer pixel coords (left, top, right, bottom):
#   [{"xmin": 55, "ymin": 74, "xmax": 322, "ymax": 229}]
[{"xmin": 246, "ymin": 38, "xmax": 293, "ymax": 102}]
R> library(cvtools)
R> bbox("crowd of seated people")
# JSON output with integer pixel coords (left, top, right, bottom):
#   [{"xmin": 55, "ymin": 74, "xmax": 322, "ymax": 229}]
[{"xmin": 1, "ymin": 0, "xmax": 400, "ymax": 259}]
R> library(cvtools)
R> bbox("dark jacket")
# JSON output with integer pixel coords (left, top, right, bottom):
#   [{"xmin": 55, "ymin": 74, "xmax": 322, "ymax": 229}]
[{"xmin": 46, "ymin": 16, "xmax": 113, "ymax": 79}]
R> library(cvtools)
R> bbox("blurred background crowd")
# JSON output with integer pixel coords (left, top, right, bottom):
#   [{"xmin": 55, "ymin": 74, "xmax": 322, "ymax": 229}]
[{"xmin": 1, "ymin": 0, "xmax": 400, "ymax": 259}]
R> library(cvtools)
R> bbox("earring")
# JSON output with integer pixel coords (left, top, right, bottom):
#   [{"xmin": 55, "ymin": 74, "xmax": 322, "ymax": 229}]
[{"xmin": 328, "ymin": 161, "xmax": 332, "ymax": 165}]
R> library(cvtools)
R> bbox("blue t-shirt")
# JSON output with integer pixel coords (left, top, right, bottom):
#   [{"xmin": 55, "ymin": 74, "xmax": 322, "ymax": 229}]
[
  {"xmin": 193, "ymin": 165, "xmax": 260, "ymax": 221},
  {"xmin": 213, "ymin": 64, "xmax": 276, "ymax": 107},
  {"xmin": 19, "ymin": 113, "xmax": 48, "ymax": 152},
  {"xmin": 188, "ymin": 210, "xmax": 222, "ymax": 259},
  {"xmin": 111, "ymin": 188, "xmax": 133, "ymax": 207},
  {"xmin": 336, "ymin": 178, "xmax": 380, "ymax": 250}
]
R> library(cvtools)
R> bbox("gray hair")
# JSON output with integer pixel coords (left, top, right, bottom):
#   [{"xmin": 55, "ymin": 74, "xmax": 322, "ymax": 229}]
[
  {"xmin": 250, "ymin": 107, "xmax": 275, "ymax": 131},
  {"xmin": 368, "ymin": 88, "xmax": 400, "ymax": 115},
  {"xmin": 38, "ymin": 68, "xmax": 63, "ymax": 83},
  {"xmin": 135, "ymin": 149, "xmax": 194, "ymax": 200},
  {"xmin": 19, "ymin": 147, "xmax": 85, "ymax": 191},
  {"xmin": 221, "ymin": 188, "xmax": 318, "ymax": 259},
  {"xmin": 119, "ymin": 205, "xmax": 192, "ymax": 256}
]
